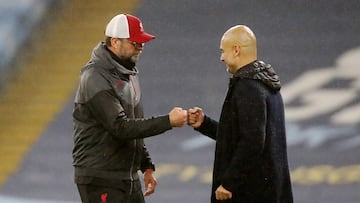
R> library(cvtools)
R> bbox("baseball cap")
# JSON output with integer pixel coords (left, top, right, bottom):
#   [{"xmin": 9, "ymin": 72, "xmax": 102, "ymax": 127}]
[{"xmin": 105, "ymin": 14, "xmax": 155, "ymax": 43}]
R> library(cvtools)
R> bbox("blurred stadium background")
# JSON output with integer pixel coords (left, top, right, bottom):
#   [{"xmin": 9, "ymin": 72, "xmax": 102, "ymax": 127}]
[{"xmin": 0, "ymin": 0, "xmax": 359, "ymax": 202}]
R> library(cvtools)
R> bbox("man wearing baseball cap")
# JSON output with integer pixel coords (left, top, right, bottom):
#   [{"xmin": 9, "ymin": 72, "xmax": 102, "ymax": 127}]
[{"xmin": 72, "ymin": 14, "xmax": 187, "ymax": 203}]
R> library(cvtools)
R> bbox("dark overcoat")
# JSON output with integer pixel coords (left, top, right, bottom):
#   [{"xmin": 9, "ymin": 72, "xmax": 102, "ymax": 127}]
[{"xmin": 196, "ymin": 61, "xmax": 293, "ymax": 203}]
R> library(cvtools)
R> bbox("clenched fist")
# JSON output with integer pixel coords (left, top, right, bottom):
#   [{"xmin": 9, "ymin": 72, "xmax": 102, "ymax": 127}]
[
  {"xmin": 187, "ymin": 107, "xmax": 204, "ymax": 128},
  {"xmin": 169, "ymin": 107, "xmax": 187, "ymax": 127},
  {"xmin": 215, "ymin": 185, "xmax": 232, "ymax": 200}
]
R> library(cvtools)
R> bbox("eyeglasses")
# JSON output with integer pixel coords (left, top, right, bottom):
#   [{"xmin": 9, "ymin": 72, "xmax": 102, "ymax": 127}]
[{"xmin": 129, "ymin": 41, "xmax": 144, "ymax": 49}]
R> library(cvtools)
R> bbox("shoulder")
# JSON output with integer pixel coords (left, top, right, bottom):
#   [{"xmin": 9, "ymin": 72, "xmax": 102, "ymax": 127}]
[
  {"xmin": 233, "ymin": 79, "xmax": 269, "ymax": 97},
  {"xmin": 79, "ymin": 64, "xmax": 112, "ymax": 94}
]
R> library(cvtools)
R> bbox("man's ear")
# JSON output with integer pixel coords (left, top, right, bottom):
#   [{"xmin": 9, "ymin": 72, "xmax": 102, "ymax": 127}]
[
  {"xmin": 110, "ymin": 38, "xmax": 119, "ymax": 47},
  {"xmin": 234, "ymin": 45, "xmax": 241, "ymax": 56}
]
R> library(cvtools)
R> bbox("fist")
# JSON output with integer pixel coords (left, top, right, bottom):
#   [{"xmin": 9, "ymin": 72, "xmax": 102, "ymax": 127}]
[
  {"xmin": 215, "ymin": 185, "xmax": 232, "ymax": 200},
  {"xmin": 187, "ymin": 107, "xmax": 204, "ymax": 128},
  {"xmin": 169, "ymin": 107, "xmax": 187, "ymax": 127}
]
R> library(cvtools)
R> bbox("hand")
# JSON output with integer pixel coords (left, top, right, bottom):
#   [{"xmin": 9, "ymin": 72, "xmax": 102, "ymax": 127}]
[
  {"xmin": 143, "ymin": 169, "xmax": 157, "ymax": 196},
  {"xmin": 215, "ymin": 185, "xmax": 232, "ymax": 200},
  {"xmin": 187, "ymin": 107, "xmax": 204, "ymax": 128},
  {"xmin": 169, "ymin": 107, "xmax": 187, "ymax": 127}
]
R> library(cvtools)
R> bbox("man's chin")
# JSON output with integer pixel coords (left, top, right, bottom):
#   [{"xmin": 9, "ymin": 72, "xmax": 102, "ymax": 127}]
[{"xmin": 131, "ymin": 56, "xmax": 140, "ymax": 62}]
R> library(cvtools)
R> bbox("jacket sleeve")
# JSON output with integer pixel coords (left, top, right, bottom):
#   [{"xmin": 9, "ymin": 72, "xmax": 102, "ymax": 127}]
[
  {"xmin": 194, "ymin": 115, "xmax": 218, "ymax": 140},
  {"xmin": 83, "ymin": 71, "xmax": 172, "ymax": 140},
  {"xmin": 221, "ymin": 82, "xmax": 267, "ymax": 191},
  {"xmin": 140, "ymin": 143, "xmax": 156, "ymax": 173}
]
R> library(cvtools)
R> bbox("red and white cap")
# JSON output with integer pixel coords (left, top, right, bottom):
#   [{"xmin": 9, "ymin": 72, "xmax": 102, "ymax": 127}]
[{"xmin": 105, "ymin": 14, "xmax": 155, "ymax": 43}]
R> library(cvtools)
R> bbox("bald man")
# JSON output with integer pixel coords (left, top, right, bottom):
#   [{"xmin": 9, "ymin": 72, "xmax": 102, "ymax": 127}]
[{"xmin": 188, "ymin": 25, "xmax": 293, "ymax": 203}]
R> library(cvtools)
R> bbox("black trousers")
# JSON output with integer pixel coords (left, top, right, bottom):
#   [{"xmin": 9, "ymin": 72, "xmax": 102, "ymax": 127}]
[{"xmin": 77, "ymin": 180, "xmax": 145, "ymax": 203}]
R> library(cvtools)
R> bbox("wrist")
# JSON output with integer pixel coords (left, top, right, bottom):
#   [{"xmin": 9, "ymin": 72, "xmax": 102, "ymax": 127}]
[
  {"xmin": 145, "ymin": 163, "xmax": 156, "ymax": 173},
  {"xmin": 145, "ymin": 168, "xmax": 154, "ymax": 173}
]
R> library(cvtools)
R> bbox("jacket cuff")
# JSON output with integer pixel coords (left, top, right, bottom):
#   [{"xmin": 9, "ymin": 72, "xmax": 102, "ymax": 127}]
[
  {"xmin": 141, "ymin": 163, "xmax": 156, "ymax": 173},
  {"xmin": 194, "ymin": 115, "xmax": 214, "ymax": 133}
]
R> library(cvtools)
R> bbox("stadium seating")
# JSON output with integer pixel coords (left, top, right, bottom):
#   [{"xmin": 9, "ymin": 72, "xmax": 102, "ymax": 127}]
[{"xmin": 0, "ymin": 0, "xmax": 56, "ymax": 88}]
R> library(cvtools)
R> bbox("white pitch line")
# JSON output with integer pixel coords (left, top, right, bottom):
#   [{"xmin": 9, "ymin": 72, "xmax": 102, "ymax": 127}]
[{"xmin": 0, "ymin": 195, "xmax": 79, "ymax": 203}]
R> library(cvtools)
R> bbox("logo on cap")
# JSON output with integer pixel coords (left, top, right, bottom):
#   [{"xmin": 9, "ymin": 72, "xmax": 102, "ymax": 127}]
[
  {"xmin": 105, "ymin": 14, "xmax": 155, "ymax": 43},
  {"xmin": 139, "ymin": 22, "xmax": 144, "ymax": 32}
]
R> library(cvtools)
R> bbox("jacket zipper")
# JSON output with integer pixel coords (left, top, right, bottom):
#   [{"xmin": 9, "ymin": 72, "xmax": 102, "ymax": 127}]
[
  {"xmin": 129, "ymin": 139, "xmax": 136, "ymax": 195},
  {"xmin": 129, "ymin": 76, "xmax": 138, "ymax": 195},
  {"xmin": 130, "ymin": 76, "xmax": 138, "ymax": 102}
]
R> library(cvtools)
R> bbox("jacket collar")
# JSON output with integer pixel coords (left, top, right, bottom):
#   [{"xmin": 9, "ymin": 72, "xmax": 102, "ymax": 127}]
[{"xmin": 232, "ymin": 60, "xmax": 282, "ymax": 91}]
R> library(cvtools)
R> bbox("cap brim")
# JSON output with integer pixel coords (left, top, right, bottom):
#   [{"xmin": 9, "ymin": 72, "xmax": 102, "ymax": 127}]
[{"xmin": 129, "ymin": 32, "xmax": 156, "ymax": 43}]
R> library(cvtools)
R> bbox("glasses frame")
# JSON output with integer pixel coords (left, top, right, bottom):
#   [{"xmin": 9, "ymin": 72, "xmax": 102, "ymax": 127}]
[{"xmin": 129, "ymin": 40, "xmax": 144, "ymax": 49}]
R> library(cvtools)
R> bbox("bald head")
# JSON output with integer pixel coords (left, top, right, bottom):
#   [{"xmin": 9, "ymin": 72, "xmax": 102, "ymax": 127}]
[
  {"xmin": 222, "ymin": 25, "xmax": 256, "ymax": 47},
  {"xmin": 220, "ymin": 25, "xmax": 257, "ymax": 74}
]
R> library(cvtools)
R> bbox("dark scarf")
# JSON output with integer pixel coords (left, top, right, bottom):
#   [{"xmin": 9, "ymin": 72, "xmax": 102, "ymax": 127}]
[{"xmin": 105, "ymin": 46, "xmax": 136, "ymax": 71}]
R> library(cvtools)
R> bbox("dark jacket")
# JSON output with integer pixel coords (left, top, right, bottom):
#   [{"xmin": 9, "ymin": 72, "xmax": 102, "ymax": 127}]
[
  {"xmin": 72, "ymin": 42, "xmax": 172, "ymax": 185},
  {"xmin": 196, "ymin": 61, "xmax": 293, "ymax": 203}
]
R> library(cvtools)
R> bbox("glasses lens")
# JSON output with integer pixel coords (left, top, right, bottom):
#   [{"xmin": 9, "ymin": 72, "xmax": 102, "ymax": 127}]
[{"xmin": 131, "ymin": 41, "xmax": 144, "ymax": 49}]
